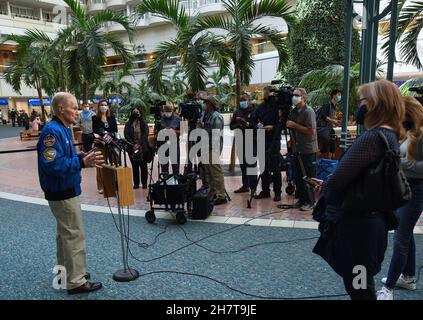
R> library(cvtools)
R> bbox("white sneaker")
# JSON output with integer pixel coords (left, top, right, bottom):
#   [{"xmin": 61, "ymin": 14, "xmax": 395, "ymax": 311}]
[
  {"xmin": 381, "ymin": 274, "xmax": 417, "ymax": 291},
  {"xmin": 377, "ymin": 286, "xmax": 394, "ymax": 300}
]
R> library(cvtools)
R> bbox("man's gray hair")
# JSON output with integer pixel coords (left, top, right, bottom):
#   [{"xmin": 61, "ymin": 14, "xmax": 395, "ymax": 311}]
[
  {"xmin": 51, "ymin": 92, "xmax": 75, "ymax": 114},
  {"xmin": 295, "ymin": 88, "xmax": 308, "ymax": 102}
]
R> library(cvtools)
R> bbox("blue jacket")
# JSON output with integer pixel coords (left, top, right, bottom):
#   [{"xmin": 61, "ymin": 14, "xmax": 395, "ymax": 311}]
[{"xmin": 37, "ymin": 117, "xmax": 84, "ymax": 201}]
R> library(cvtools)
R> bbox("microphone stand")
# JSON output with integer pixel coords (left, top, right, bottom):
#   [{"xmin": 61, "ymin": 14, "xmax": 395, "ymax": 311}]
[{"xmin": 103, "ymin": 139, "xmax": 140, "ymax": 282}]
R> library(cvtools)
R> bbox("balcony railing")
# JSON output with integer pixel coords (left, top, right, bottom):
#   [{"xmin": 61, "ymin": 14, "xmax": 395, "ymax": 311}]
[{"xmin": 11, "ymin": 13, "xmax": 41, "ymax": 21}]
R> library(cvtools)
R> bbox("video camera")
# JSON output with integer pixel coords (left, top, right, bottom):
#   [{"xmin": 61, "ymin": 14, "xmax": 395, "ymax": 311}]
[
  {"xmin": 150, "ymin": 100, "xmax": 166, "ymax": 118},
  {"xmin": 179, "ymin": 100, "xmax": 202, "ymax": 122},
  {"xmin": 269, "ymin": 80, "xmax": 294, "ymax": 130}
]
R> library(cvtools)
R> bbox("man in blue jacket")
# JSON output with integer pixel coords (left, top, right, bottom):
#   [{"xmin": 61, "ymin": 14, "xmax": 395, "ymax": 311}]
[{"xmin": 38, "ymin": 92, "xmax": 104, "ymax": 295}]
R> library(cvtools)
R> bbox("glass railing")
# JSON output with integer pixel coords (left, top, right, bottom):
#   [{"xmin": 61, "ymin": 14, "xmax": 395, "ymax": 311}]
[{"xmin": 252, "ymin": 41, "xmax": 278, "ymax": 55}]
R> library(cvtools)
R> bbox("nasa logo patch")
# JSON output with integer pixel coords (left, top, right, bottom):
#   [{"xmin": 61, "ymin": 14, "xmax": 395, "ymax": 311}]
[
  {"xmin": 43, "ymin": 148, "xmax": 57, "ymax": 162},
  {"xmin": 43, "ymin": 134, "xmax": 56, "ymax": 147}
]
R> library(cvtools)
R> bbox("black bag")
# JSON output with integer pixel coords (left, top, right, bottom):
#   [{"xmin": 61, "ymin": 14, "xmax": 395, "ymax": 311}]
[
  {"xmin": 342, "ymin": 130, "xmax": 412, "ymax": 212},
  {"xmin": 191, "ymin": 188, "xmax": 214, "ymax": 220}
]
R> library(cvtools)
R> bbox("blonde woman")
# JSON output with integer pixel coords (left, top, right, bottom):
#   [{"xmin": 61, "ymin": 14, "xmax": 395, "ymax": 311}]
[{"xmin": 377, "ymin": 96, "xmax": 423, "ymax": 300}]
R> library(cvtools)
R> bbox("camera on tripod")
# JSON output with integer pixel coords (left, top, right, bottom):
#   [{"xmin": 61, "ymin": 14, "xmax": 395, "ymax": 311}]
[
  {"xmin": 269, "ymin": 80, "xmax": 294, "ymax": 130},
  {"xmin": 179, "ymin": 100, "xmax": 202, "ymax": 122},
  {"xmin": 150, "ymin": 100, "xmax": 166, "ymax": 118}
]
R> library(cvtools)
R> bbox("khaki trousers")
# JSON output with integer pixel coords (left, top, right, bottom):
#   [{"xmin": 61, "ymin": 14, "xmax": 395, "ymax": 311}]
[
  {"xmin": 203, "ymin": 150, "xmax": 226, "ymax": 199},
  {"xmin": 49, "ymin": 196, "xmax": 87, "ymax": 290}
]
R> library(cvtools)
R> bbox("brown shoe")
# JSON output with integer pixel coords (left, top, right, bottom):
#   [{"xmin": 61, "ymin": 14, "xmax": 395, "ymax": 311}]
[{"xmin": 67, "ymin": 281, "xmax": 102, "ymax": 295}]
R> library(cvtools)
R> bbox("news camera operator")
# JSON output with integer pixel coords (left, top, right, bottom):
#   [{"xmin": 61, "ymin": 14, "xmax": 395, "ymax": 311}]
[
  {"xmin": 230, "ymin": 94, "xmax": 257, "ymax": 194},
  {"xmin": 37, "ymin": 92, "xmax": 104, "ymax": 295},
  {"xmin": 253, "ymin": 86, "xmax": 283, "ymax": 202},
  {"xmin": 124, "ymin": 108, "xmax": 149, "ymax": 189},
  {"xmin": 158, "ymin": 104, "xmax": 181, "ymax": 175},
  {"xmin": 286, "ymin": 88, "xmax": 318, "ymax": 211},
  {"xmin": 92, "ymin": 99, "xmax": 118, "ymax": 194},
  {"xmin": 197, "ymin": 96, "xmax": 228, "ymax": 205}
]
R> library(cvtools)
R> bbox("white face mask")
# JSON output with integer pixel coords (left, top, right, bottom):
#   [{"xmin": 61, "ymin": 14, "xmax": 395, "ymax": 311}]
[
  {"xmin": 164, "ymin": 112, "xmax": 172, "ymax": 118},
  {"xmin": 336, "ymin": 95, "xmax": 342, "ymax": 103},
  {"xmin": 292, "ymin": 96, "xmax": 302, "ymax": 106},
  {"xmin": 100, "ymin": 105, "xmax": 108, "ymax": 113},
  {"xmin": 83, "ymin": 107, "xmax": 90, "ymax": 111}
]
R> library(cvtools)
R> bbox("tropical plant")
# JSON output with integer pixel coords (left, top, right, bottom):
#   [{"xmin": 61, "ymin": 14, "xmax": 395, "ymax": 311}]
[
  {"xmin": 134, "ymin": 0, "xmax": 230, "ymax": 94},
  {"xmin": 382, "ymin": 0, "xmax": 423, "ymax": 70},
  {"xmin": 161, "ymin": 65, "xmax": 188, "ymax": 105},
  {"xmin": 188, "ymin": 0, "xmax": 295, "ymax": 108},
  {"xmin": 99, "ymin": 68, "xmax": 133, "ymax": 99},
  {"xmin": 120, "ymin": 79, "xmax": 164, "ymax": 122},
  {"xmin": 206, "ymin": 71, "xmax": 236, "ymax": 112},
  {"xmin": 299, "ymin": 63, "xmax": 383, "ymax": 115},
  {"xmin": 399, "ymin": 77, "xmax": 423, "ymax": 95},
  {"xmin": 53, "ymin": 0, "xmax": 135, "ymax": 101},
  {"xmin": 281, "ymin": 0, "xmax": 361, "ymax": 86},
  {"xmin": 3, "ymin": 30, "xmax": 54, "ymax": 123}
]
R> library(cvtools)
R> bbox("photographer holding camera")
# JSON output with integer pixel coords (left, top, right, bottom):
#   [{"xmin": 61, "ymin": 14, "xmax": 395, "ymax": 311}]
[
  {"xmin": 159, "ymin": 104, "xmax": 181, "ymax": 175},
  {"xmin": 253, "ymin": 86, "xmax": 283, "ymax": 202},
  {"xmin": 286, "ymin": 88, "xmax": 318, "ymax": 211},
  {"xmin": 197, "ymin": 95, "xmax": 227, "ymax": 205}
]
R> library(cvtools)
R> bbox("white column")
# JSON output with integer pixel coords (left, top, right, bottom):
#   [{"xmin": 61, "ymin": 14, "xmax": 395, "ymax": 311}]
[
  {"xmin": 6, "ymin": 1, "xmax": 11, "ymax": 17},
  {"xmin": 126, "ymin": 4, "xmax": 130, "ymax": 16},
  {"xmin": 39, "ymin": 8, "xmax": 44, "ymax": 21}
]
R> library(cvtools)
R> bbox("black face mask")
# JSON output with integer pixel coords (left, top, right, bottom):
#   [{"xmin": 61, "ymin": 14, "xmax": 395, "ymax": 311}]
[
  {"xmin": 403, "ymin": 120, "xmax": 413, "ymax": 131},
  {"xmin": 356, "ymin": 105, "xmax": 368, "ymax": 125}
]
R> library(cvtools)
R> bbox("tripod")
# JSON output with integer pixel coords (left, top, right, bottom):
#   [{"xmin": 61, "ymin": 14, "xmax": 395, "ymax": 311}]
[{"xmin": 247, "ymin": 110, "xmax": 314, "ymax": 209}]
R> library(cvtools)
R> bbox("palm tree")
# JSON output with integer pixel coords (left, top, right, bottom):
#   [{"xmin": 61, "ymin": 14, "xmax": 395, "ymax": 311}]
[
  {"xmin": 206, "ymin": 71, "xmax": 236, "ymax": 111},
  {"xmin": 3, "ymin": 30, "xmax": 54, "ymax": 123},
  {"xmin": 299, "ymin": 63, "xmax": 383, "ymax": 115},
  {"xmin": 121, "ymin": 80, "xmax": 164, "ymax": 121},
  {"xmin": 188, "ymin": 0, "xmax": 295, "ymax": 107},
  {"xmin": 134, "ymin": 0, "xmax": 232, "ymax": 94},
  {"xmin": 99, "ymin": 68, "xmax": 133, "ymax": 99},
  {"xmin": 99, "ymin": 68, "xmax": 133, "ymax": 121},
  {"xmin": 161, "ymin": 66, "xmax": 188, "ymax": 105},
  {"xmin": 54, "ymin": 0, "xmax": 135, "ymax": 101},
  {"xmin": 382, "ymin": 0, "xmax": 423, "ymax": 70}
]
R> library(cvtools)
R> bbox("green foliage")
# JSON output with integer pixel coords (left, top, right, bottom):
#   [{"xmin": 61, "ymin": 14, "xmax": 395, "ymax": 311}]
[
  {"xmin": 54, "ymin": 0, "xmax": 135, "ymax": 100},
  {"xmin": 281, "ymin": 0, "xmax": 361, "ymax": 86},
  {"xmin": 206, "ymin": 71, "xmax": 236, "ymax": 112},
  {"xmin": 382, "ymin": 0, "xmax": 423, "ymax": 71}
]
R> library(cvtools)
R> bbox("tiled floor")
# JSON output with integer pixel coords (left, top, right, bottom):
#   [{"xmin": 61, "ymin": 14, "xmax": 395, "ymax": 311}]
[{"xmin": 0, "ymin": 125, "xmax": 422, "ymax": 230}]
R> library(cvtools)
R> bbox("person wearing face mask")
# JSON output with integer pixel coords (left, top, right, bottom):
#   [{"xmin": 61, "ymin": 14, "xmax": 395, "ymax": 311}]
[
  {"xmin": 286, "ymin": 88, "xmax": 318, "ymax": 211},
  {"xmin": 253, "ymin": 86, "xmax": 283, "ymax": 202},
  {"xmin": 377, "ymin": 96, "xmax": 423, "ymax": 300},
  {"xmin": 92, "ymin": 99, "xmax": 118, "ymax": 194},
  {"xmin": 314, "ymin": 80, "xmax": 405, "ymax": 300},
  {"xmin": 78, "ymin": 101, "xmax": 95, "ymax": 152},
  {"xmin": 159, "ymin": 104, "xmax": 181, "ymax": 175},
  {"xmin": 230, "ymin": 94, "xmax": 257, "ymax": 194},
  {"xmin": 198, "ymin": 95, "xmax": 228, "ymax": 205},
  {"xmin": 124, "ymin": 108, "xmax": 149, "ymax": 189},
  {"xmin": 317, "ymin": 90, "xmax": 342, "ymax": 158}
]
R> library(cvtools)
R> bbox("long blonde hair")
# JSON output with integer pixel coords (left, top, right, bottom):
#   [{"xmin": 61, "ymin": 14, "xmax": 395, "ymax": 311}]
[{"xmin": 403, "ymin": 96, "xmax": 423, "ymax": 160}]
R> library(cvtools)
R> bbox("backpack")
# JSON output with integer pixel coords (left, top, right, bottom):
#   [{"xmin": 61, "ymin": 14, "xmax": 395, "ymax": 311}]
[{"xmin": 341, "ymin": 130, "xmax": 412, "ymax": 212}]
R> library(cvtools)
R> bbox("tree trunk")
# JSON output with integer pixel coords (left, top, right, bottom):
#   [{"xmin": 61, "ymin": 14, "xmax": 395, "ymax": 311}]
[
  {"xmin": 229, "ymin": 64, "xmax": 242, "ymax": 172},
  {"xmin": 82, "ymin": 81, "xmax": 88, "ymax": 102},
  {"xmin": 37, "ymin": 87, "xmax": 47, "ymax": 124}
]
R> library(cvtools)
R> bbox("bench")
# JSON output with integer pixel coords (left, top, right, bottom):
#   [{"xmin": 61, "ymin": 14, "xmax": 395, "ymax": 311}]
[{"xmin": 20, "ymin": 130, "xmax": 40, "ymax": 141}]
